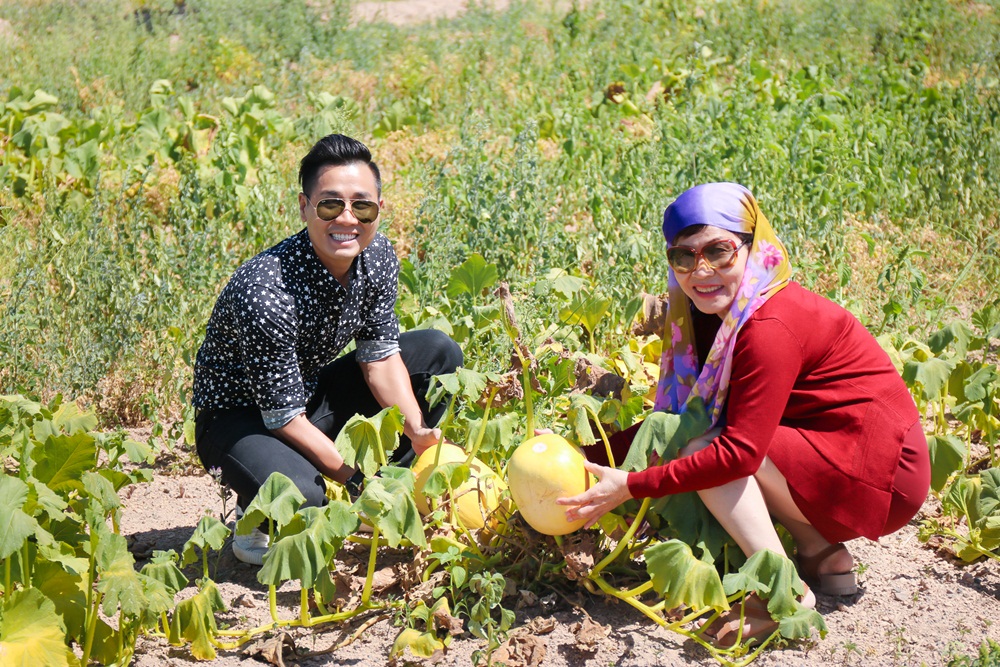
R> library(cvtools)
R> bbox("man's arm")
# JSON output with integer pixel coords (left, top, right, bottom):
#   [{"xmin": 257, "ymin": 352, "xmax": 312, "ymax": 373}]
[
  {"xmin": 360, "ymin": 352, "xmax": 440, "ymax": 456},
  {"xmin": 273, "ymin": 415, "xmax": 355, "ymax": 483}
]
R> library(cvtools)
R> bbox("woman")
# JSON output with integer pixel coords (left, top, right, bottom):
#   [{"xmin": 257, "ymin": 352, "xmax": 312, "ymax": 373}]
[{"xmin": 558, "ymin": 182, "xmax": 930, "ymax": 643}]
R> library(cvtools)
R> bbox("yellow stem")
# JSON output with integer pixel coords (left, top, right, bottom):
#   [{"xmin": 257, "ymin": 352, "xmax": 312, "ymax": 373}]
[{"xmin": 590, "ymin": 497, "xmax": 650, "ymax": 576}]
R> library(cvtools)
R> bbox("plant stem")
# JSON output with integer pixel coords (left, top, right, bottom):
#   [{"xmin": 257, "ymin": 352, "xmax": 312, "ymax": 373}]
[
  {"xmin": 467, "ymin": 386, "xmax": 498, "ymax": 463},
  {"xmin": 269, "ymin": 584, "xmax": 278, "ymax": 623},
  {"xmin": 81, "ymin": 590, "xmax": 104, "ymax": 667},
  {"xmin": 591, "ymin": 412, "xmax": 615, "ymax": 468},
  {"xmin": 433, "ymin": 394, "xmax": 460, "ymax": 467},
  {"xmin": 590, "ymin": 497, "xmax": 650, "ymax": 577},
  {"xmin": 361, "ymin": 525, "xmax": 381, "ymax": 606},
  {"xmin": 300, "ymin": 586, "xmax": 310, "ymax": 625}
]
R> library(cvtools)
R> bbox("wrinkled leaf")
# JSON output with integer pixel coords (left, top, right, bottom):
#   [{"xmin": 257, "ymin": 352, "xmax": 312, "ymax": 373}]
[
  {"xmin": 168, "ymin": 579, "xmax": 226, "ymax": 660},
  {"xmin": 622, "ymin": 397, "xmax": 711, "ymax": 471},
  {"xmin": 182, "ymin": 514, "xmax": 231, "ymax": 567},
  {"xmin": 722, "ymin": 549, "xmax": 804, "ymax": 619},
  {"xmin": 645, "ymin": 539, "xmax": 727, "ymax": 613},
  {"xmin": 334, "ymin": 406, "xmax": 404, "ymax": 476},
  {"xmin": 240, "ymin": 472, "xmax": 305, "ymax": 533},
  {"xmin": 390, "ymin": 627, "xmax": 444, "ymax": 659},
  {"xmin": 353, "ymin": 476, "xmax": 426, "ymax": 548}
]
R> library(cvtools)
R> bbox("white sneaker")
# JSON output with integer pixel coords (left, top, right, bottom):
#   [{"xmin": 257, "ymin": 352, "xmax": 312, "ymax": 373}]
[{"xmin": 233, "ymin": 508, "xmax": 269, "ymax": 566}]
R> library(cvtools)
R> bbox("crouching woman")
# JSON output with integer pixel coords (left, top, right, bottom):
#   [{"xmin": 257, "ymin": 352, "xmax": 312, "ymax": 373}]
[{"xmin": 558, "ymin": 182, "xmax": 930, "ymax": 643}]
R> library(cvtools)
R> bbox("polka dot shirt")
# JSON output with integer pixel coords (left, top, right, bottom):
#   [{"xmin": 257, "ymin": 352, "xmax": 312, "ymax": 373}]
[{"xmin": 192, "ymin": 229, "xmax": 400, "ymax": 428}]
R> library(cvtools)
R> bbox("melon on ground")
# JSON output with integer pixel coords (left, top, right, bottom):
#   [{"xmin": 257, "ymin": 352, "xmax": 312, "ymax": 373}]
[{"xmin": 412, "ymin": 442, "xmax": 507, "ymax": 530}]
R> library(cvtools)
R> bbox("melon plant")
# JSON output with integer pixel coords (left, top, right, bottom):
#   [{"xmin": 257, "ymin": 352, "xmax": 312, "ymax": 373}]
[{"xmin": 506, "ymin": 433, "xmax": 594, "ymax": 535}]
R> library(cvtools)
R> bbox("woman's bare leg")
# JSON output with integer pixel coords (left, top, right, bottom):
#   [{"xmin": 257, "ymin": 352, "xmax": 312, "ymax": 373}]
[{"xmin": 753, "ymin": 457, "xmax": 854, "ymax": 576}]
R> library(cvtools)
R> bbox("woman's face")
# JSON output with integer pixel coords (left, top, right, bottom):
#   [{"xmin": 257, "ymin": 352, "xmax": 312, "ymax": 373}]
[{"xmin": 671, "ymin": 226, "xmax": 750, "ymax": 317}]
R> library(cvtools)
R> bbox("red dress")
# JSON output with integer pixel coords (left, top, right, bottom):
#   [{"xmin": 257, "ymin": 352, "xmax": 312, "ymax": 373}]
[{"xmin": 619, "ymin": 283, "xmax": 928, "ymax": 541}]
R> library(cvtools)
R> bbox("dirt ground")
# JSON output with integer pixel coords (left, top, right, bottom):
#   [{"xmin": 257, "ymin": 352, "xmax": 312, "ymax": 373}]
[{"xmin": 120, "ymin": 448, "xmax": 1000, "ymax": 667}]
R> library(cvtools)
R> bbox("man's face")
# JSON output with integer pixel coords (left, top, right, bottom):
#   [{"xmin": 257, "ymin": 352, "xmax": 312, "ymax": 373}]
[{"xmin": 300, "ymin": 162, "xmax": 382, "ymax": 282}]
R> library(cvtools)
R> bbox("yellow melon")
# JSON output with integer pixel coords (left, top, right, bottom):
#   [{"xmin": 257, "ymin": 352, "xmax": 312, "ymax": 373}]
[
  {"xmin": 412, "ymin": 443, "xmax": 507, "ymax": 530},
  {"xmin": 506, "ymin": 434, "xmax": 594, "ymax": 535}
]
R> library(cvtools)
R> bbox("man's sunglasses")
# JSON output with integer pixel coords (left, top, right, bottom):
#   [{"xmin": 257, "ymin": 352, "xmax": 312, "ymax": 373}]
[
  {"xmin": 305, "ymin": 196, "xmax": 380, "ymax": 223},
  {"xmin": 666, "ymin": 239, "xmax": 747, "ymax": 273}
]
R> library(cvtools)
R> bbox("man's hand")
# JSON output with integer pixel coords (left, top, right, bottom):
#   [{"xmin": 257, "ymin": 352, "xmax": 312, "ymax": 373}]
[
  {"xmin": 556, "ymin": 461, "xmax": 633, "ymax": 529},
  {"xmin": 409, "ymin": 427, "xmax": 442, "ymax": 457}
]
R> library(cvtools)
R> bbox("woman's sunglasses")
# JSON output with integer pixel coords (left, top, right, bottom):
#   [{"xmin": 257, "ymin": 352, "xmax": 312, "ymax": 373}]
[
  {"xmin": 305, "ymin": 197, "xmax": 380, "ymax": 224},
  {"xmin": 666, "ymin": 239, "xmax": 747, "ymax": 273}
]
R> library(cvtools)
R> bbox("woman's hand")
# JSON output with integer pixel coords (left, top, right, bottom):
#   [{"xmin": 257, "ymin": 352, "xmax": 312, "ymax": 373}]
[{"xmin": 556, "ymin": 461, "xmax": 633, "ymax": 529}]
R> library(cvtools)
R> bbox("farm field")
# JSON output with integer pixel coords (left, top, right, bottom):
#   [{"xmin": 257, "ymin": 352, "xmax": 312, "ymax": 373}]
[{"xmin": 2, "ymin": 0, "xmax": 1000, "ymax": 666}]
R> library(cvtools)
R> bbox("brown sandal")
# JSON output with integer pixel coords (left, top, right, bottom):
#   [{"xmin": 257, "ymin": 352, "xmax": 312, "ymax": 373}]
[
  {"xmin": 702, "ymin": 593, "xmax": 779, "ymax": 648},
  {"xmin": 796, "ymin": 543, "xmax": 858, "ymax": 596}
]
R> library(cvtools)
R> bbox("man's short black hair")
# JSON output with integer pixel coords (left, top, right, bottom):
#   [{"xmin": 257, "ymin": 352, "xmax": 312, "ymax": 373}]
[{"xmin": 299, "ymin": 134, "xmax": 382, "ymax": 199}]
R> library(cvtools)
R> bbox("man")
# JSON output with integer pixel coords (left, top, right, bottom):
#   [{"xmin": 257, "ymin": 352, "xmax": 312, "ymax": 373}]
[{"xmin": 192, "ymin": 134, "xmax": 462, "ymax": 564}]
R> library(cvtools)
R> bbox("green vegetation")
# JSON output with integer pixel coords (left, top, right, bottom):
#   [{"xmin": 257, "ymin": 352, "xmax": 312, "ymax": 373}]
[{"xmin": 1, "ymin": 0, "xmax": 999, "ymax": 664}]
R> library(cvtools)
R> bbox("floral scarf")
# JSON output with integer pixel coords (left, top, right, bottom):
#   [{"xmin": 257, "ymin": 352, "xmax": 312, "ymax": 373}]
[{"xmin": 653, "ymin": 183, "xmax": 792, "ymax": 427}]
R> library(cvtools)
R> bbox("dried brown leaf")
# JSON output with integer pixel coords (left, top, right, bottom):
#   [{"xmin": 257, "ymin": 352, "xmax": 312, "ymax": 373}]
[
  {"xmin": 432, "ymin": 606, "xmax": 466, "ymax": 636},
  {"xmin": 244, "ymin": 631, "xmax": 297, "ymax": 667},
  {"xmin": 632, "ymin": 292, "xmax": 669, "ymax": 337},
  {"xmin": 559, "ymin": 532, "xmax": 598, "ymax": 581},
  {"xmin": 572, "ymin": 617, "xmax": 611, "ymax": 650},
  {"xmin": 522, "ymin": 616, "xmax": 557, "ymax": 635},
  {"xmin": 492, "ymin": 633, "xmax": 547, "ymax": 667},
  {"xmin": 572, "ymin": 357, "xmax": 626, "ymax": 399}
]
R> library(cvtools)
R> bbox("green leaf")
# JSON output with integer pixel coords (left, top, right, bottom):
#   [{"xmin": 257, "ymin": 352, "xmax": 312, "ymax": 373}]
[
  {"xmin": 421, "ymin": 461, "xmax": 471, "ymax": 501},
  {"xmin": 30, "ymin": 432, "xmax": 97, "ymax": 495},
  {"xmin": 258, "ymin": 504, "xmax": 356, "ymax": 588},
  {"xmin": 240, "ymin": 472, "xmax": 306, "ymax": 533},
  {"xmin": 182, "ymin": 515, "xmax": 231, "ymax": 567},
  {"xmin": 32, "ymin": 559, "xmax": 88, "ymax": 642},
  {"xmin": 902, "ymin": 356, "xmax": 955, "ymax": 402},
  {"xmin": 334, "ymin": 406, "xmax": 404, "ymax": 476},
  {"xmin": 0, "ymin": 587, "xmax": 79, "ymax": 667},
  {"xmin": 650, "ymin": 492, "xmax": 733, "ymax": 565},
  {"xmin": 778, "ymin": 605, "xmax": 828, "ymax": 640},
  {"xmin": 927, "ymin": 434, "xmax": 965, "ymax": 493},
  {"xmin": 927, "ymin": 321, "xmax": 976, "ymax": 357},
  {"xmin": 168, "ymin": 579, "xmax": 226, "ymax": 660},
  {"xmin": 645, "ymin": 540, "xmax": 728, "ymax": 613},
  {"xmin": 24, "ymin": 478, "xmax": 67, "ymax": 523},
  {"xmin": 559, "ymin": 289, "xmax": 611, "ymax": 335},
  {"xmin": 82, "ymin": 471, "xmax": 121, "ymax": 515},
  {"xmin": 976, "ymin": 468, "xmax": 1000, "ymax": 527},
  {"xmin": 447, "ymin": 253, "xmax": 498, "ymax": 299},
  {"xmin": 723, "ymin": 549, "xmax": 805, "ymax": 619},
  {"xmin": 0, "ymin": 475, "xmax": 38, "ymax": 559},
  {"xmin": 622, "ymin": 398, "xmax": 711, "ymax": 472},
  {"xmin": 97, "ymin": 532, "xmax": 173, "ymax": 618},
  {"xmin": 965, "ymin": 365, "xmax": 999, "ymax": 403},
  {"xmin": 567, "ymin": 393, "xmax": 604, "ymax": 447},
  {"xmin": 140, "ymin": 550, "xmax": 189, "ymax": 596},
  {"xmin": 353, "ymin": 476, "xmax": 426, "ymax": 548}
]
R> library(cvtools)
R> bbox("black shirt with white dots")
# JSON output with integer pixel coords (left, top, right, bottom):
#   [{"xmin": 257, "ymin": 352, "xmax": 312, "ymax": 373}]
[{"xmin": 192, "ymin": 229, "xmax": 400, "ymax": 429}]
